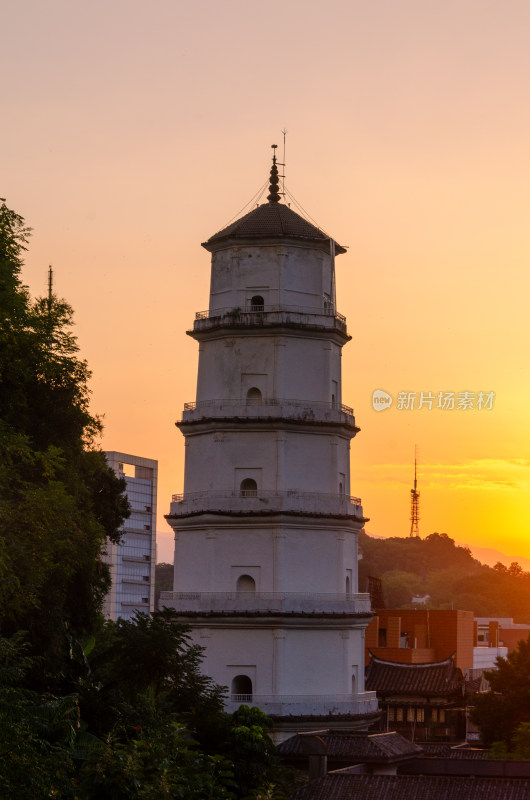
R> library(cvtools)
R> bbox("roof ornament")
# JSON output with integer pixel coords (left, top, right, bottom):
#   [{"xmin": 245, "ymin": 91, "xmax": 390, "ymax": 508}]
[{"xmin": 267, "ymin": 144, "xmax": 281, "ymax": 204}]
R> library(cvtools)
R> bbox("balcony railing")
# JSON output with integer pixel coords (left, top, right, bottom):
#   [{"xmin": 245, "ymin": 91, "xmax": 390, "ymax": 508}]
[
  {"xmin": 179, "ymin": 397, "xmax": 355, "ymax": 425},
  {"xmin": 191, "ymin": 304, "xmax": 347, "ymax": 334},
  {"xmin": 224, "ymin": 692, "xmax": 378, "ymax": 717},
  {"xmin": 159, "ymin": 591, "xmax": 372, "ymax": 615},
  {"xmin": 168, "ymin": 489, "xmax": 363, "ymax": 518}
]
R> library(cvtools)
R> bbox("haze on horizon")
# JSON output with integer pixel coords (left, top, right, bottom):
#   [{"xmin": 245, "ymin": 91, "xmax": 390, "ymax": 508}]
[{"xmin": 2, "ymin": 0, "xmax": 529, "ymax": 563}]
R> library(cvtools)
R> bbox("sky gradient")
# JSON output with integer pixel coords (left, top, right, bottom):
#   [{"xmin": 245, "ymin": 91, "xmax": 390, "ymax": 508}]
[{"xmin": 3, "ymin": 1, "xmax": 529, "ymax": 563}]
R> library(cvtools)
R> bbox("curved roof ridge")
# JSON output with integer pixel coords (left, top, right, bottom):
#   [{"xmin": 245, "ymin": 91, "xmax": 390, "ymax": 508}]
[{"xmin": 368, "ymin": 651, "xmax": 456, "ymax": 668}]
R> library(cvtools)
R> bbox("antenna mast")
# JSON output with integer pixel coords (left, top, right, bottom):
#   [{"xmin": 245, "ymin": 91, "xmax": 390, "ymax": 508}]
[
  {"xmin": 48, "ymin": 265, "xmax": 53, "ymax": 305},
  {"xmin": 280, "ymin": 127, "xmax": 287, "ymax": 197},
  {"xmin": 410, "ymin": 446, "xmax": 420, "ymax": 537}
]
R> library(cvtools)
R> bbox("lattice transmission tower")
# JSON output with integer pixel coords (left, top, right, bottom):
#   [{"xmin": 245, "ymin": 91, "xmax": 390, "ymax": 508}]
[{"xmin": 410, "ymin": 447, "xmax": 420, "ymax": 537}]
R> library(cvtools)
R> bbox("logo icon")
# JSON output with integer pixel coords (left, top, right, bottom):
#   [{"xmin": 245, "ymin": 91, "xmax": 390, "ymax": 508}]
[{"xmin": 372, "ymin": 389, "xmax": 393, "ymax": 412}]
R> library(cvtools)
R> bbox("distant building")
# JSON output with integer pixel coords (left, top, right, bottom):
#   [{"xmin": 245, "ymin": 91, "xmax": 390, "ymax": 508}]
[
  {"xmin": 103, "ymin": 452, "xmax": 157, "ymax": 620},
  {"xmin": 365, "ymin": 654, "xmax": 467, "ymax": 742},
  {"xmin": 475, "ymin": 617, "xmax": 530, "ymax": 654},
  {"xmin": 365, "ymin": 609, "xmax": 474, "ymax": 674}
]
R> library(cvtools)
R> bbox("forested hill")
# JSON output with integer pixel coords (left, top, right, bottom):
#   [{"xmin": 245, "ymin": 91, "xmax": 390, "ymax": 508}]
[{"xmin": 358, "ymin": 531, "xmax": 530, "ymax": 619}]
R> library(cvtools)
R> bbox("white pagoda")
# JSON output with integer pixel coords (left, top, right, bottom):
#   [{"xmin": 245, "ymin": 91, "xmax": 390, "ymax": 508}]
[{"xmin": 163, "ymin": 151, "xmax": 379, "ymax": 740}]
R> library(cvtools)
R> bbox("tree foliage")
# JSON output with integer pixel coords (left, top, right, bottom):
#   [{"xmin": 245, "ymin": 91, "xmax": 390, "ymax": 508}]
[
  {"xmin": 0, "ymin": 199, "xmax": 129, "ymax": 668},
  {"xmin": 0, "ymin": 200, "xmax": 291, "ymax": 798},
  {"xmin": 471, "ymin": 635, "xmax": 530, "ymax": 747}
]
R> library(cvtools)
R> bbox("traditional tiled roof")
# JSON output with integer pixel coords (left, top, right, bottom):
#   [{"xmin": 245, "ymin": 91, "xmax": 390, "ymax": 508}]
[
  {"xmin": 466, "ymin": 672, "xmax": 491, "ymax": 695},
  {"xmin": 292, "ymin": 773, "xmax": 530, "ymax": 800},
  {"xmin": 420, "ymin": 743, "xmax": 489, "ymax": 759},
  {"xmin": 202, "ymin": 202, "xmax": 346, "ymax": 254},
  {"xmin": 365, "ymin": 653, "xmax": 464, "ymax": 697},
  {"xmin": 278, "ymin": 730, "xmax": 422, "ymax": 763}
]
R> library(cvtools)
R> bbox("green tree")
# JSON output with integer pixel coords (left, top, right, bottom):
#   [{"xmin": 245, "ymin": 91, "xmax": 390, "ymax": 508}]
[
  {"xmin": 79, "ymin": 722, "xmax": 236, "ymax": 800},
  {"xmin": 155, "ymin": 561, "xmax": 174, "ymax": 610},
  {"xmin": 0, "ymin": 199, "xmax": 129, "ymax": 672},
  {"xmin": 381, "ymin": 570, "xmax": 424, "ymax": 608},
  {"xmin": 471, "ymin": 634, "xmax": 530, "ymax": 747},
  {"xmin": 0, "ymin": 634, "xmax": 78, "ymax": 799},
  {"xmin": 79, "ymin": 610, "xmax": 226, "ymax": 746},
  {"xmin": 222, "ymin": 705, "xmax": 290, "ymax": 799}
]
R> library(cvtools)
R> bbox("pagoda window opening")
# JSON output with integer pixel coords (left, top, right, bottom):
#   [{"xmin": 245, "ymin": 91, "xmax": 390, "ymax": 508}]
[
  {"xmin": 250, "ymin": 295, "xmax": 264, "ymax": 311},
  {"xmin": 240, "ymin": 478, "xmax": 258, "ymax": 497},
  {"xmin": 231, "ymin": 674, "xmax": 253, "ymax": 702},
  {"xmin": 246, "ymin": 387, "xmax": 262, "ymax": 404},
  {"xmin": 237, "ymin": 574, "xmax": 256, "ymax": 593}
]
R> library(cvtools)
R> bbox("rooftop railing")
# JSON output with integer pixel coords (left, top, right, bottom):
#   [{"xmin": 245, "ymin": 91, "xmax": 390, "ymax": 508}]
[
  {"xmin": 179, "ymin": 397, "xmax": 356, "ymax": 425},
  {"xmin": 191, "ymin": 304, "xmax": 348, "ymax": 333},
  {"xmin": 225, "ymin": 692, "xmax": 378, "ymax": 716},
  {"xmin": 168, "ymin": 489, "xmax": 363, "ymax": 518},
  {"xmin": 183, "ymin": 398, "xmax": 353, "ymax": 414},
  {"xmin": 158, "ymin": 590, "xmax": 372, "ymax": 615}
]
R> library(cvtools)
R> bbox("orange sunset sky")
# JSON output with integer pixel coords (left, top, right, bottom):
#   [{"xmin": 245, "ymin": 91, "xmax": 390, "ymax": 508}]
[{"xmin": 3, "ymin": 1, "xmax": 529, "ymax": 564}]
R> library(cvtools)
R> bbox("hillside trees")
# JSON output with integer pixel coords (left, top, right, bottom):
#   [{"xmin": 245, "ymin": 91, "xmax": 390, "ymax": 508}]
[{"xmin": 358, "ymin": 530, "xmax": 530, "ymax": 616}]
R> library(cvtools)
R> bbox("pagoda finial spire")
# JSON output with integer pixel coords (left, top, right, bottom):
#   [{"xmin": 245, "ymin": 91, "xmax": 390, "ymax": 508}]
[{"xmin": 267, "ymin": 144, "xmax": 281, "ymax": 203}]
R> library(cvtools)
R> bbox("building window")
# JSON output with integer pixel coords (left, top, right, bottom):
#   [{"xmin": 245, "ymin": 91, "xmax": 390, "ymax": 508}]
[
  {"xmin": 407, "ymin": 707, "xmax": 415, "ymax": 723},
  {"xmin": 246, "ymin": 387, "xmax": 262, "ymax": 404},
  {"xmin": 432, "ymin": 708, "xmax": 438, "ymax": 722},
  {"xmin": 396, "ymin": 707, "xmax": 403, "ymax": 722},
  {"xmin": 416, "ymin": 708, "xmax": 425, "ymax": 722},
  {"xmin": 250, "ymin": 295, "xmax": 264, "ymax": 311},
  {"xmin": 236, "ymin": 574, "xmax": 256, "ymax": 593},
  {"xmin": 240, "ymin": 478, "xmax": 258, "ymax": 497},
  {"xmin": 345, "ymin": 575, "xmax": 351, "ymax": 596},
  {"xmin": 388, "ymin": 707, "xmax": 395, "ymax": 722},
  {"xmin": 439, "ymin": 709, "xmax": 445, "ymax": 723},
  {"xmin": 231, "ymin": 675, "xmax": 253, "ymax": 702},
  {"xmin": 378, "ymin": 628, "xmax": 387, "ymax": 647}
]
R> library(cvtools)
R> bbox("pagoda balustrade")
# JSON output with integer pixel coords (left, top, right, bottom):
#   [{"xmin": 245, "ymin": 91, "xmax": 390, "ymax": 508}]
[
  {"xmin": 191, "ymin": 304, "xmax": 347, "ymax": 334},
  {"xmin": 159, "ymin": 590, "xmax": 372, "ymax": 615},
  {"xmin": 169, "ymin": 489, "xmax": 363, "ymax": 518},
  {"xmin": 224, "ymin": 692, "xmax": 377, "ymax": 716},
  {"xmin": 179, "ymin": 397, "xmax": 355, "ymax": 426}
]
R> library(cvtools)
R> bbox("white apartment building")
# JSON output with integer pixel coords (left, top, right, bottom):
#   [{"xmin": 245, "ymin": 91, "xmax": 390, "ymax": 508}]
[{"xmin": 103, "ymin": 451, "xmax": 157, "ymax": 621}]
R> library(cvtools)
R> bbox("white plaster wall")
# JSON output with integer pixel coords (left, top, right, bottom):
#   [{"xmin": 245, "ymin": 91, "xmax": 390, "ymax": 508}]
[
  {"xmin": 189, "ymin": 625, "xmax": 364, "ymax": 698},
  {"xmin": 172, "ymin": 524, "xmax": 358, "ymax": 594},
  {"xmin": 195, "ymin": 335, "xmax": 343, "ymax": 405},
  {"xmin": 183, "ymin": 429, "xmax": 351, "ymax": 495},
  {"xmin": 208, "ymin": 244, "xmax": 334, "ymax": 314}
]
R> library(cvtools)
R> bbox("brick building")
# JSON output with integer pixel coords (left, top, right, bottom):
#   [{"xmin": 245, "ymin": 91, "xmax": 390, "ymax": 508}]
[{"xmin": 365, "ymin": 609, "xmax": 474, "ymax": 673}]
